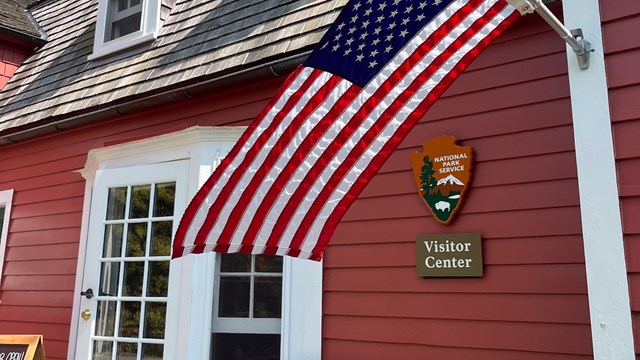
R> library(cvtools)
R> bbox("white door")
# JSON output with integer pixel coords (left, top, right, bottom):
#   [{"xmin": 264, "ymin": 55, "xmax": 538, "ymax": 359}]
[{"xmin": 75, "ymin": 161, "xmax": 188, "ymax": 360}]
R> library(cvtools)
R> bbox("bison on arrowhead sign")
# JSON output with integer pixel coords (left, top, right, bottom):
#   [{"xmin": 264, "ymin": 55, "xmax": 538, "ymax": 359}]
[{"xmin": 411, "ymin": 136, "xmax": 473, "ymax": 225}]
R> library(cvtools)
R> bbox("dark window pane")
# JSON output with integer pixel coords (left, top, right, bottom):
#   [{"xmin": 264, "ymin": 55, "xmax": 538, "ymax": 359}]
[
  {"xmin": 116, "ymin": 0, "xmax": 128, "ymax": 12},
  {"xmin": 153, "ymin": 183, "xmax": 175, "ymax": 217},
  {"xmin": 211, "ymin": 333, "xmax": 280, "ymax": 360},
  {"xmin": 99, "ymin": 262, "xmax": 120, "ymax": 297},
  {"xmin": 123, "ymin": 261, "xmax": 144, "ymax": 297},
  {"xmin": 218, "ymin": 276, "xmax": 250, "ymax": 317},
  {"xmin": 95, "ymin": 301, "xmax": 117, "ymax": 336},
  {"xmin": 119, "ymin": 301, "xmax": 141, "ymax": 338},
  {"xmin": 103, "ymin": 224, "xmax": 124, "ymax": 258},
  {"xmin": 126, "ymin": 222, "xmax": 147, "ymax": 257},
  {"xmin": 220, "ymin": 253, "xmax": 251, "ymax": 273},
  {"xmin": 0, "ymin": 207, "xmax": 5, "ymax": 232},
  {"xmin": 116, "ymin": 342, "xmax": 137, "ymax": 360},
  {"xmin": 129, "ymin": 185, "xmax": 150, "ymax": 219},
  {"xmin": 142, "ymin": 343, "xmax": 163, "ymax": 360},
  {"xmin": 255, "ymin": 255, "xmax": 283, "ymax": 273},
  {"xmin": 106, "ymin": 187, "xmax": 127, "ymax": 220},
  {"xmin": 110, "ymin": 12, "xmax": 141, "ymax": 40},
  {"xmin": 144, "ymin": 302, "xmax": 167, "ymax": 339},
  {"xmin": 254, "ymin": 277, "xmax": 282, "ymax": 318},
  {"xmin": 147, "ymin": 261, "xmax": 169, "ymax": 297},
  {"xmin": 93, "ymin": 340, "xmax": 113, "ymax": 360},
  {"xmin": 150, "ymin": 221, "xmax": 172, "ymax": 256}
]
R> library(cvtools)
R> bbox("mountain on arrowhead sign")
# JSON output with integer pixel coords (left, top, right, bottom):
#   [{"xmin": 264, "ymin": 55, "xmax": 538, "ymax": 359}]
[{"xmin": 411, "ymin": 136, "xmax": 473, "ymax": 225}]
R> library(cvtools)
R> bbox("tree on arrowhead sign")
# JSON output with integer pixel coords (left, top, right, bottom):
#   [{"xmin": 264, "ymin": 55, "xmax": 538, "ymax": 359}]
[{"xmin": 411, "ymin": 135, "xmax": 473, "ymax": 225}]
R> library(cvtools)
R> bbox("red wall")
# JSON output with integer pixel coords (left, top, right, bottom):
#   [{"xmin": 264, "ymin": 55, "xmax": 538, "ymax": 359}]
[
  {"xmin": 322, "ymin": 9, "xmax": 593, "ymax": 360},
  {"xmin": 0, "ymin": 43, "xmax": 28, "ymax": 90},
  {"xmin": 0, "ymin": 6, "xmax": 596, "ymax": 360},
  {"xmin": 601, "ymin": 1, "xmax": 640, "ymax": 357},
  {"xmin": 0, "ymin": 77, "xmax": 280, "ymax": 359}
]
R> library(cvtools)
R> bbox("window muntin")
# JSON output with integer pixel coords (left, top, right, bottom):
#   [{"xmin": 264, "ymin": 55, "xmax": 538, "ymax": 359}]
[
  {"xmin": 212, "ymin": 254, "xmax": 283, "ymax": 359},
  {"xmin": 92, "ymin": 182, "xmax": 176, "ymax": 360},
  {"xmin": 106, "ymin": 0, "xmax": 143, "ymax": 42}
]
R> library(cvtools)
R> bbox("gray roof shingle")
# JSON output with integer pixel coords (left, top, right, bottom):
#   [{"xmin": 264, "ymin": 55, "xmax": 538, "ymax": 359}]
[
  {"xmin": 0, "ymin": 0, "xmax": 43, "ymax": 39},
  {"xmin": 0, "ymin": 0, "xmax": 346, "ymax": 136}
]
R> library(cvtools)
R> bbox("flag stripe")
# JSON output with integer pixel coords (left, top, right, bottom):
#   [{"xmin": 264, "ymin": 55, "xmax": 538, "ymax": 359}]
[
  {"xmin": 219, "ymin": 75, "xmax": 346, "ymax": 252},
  {"xmin": 172, "ymin": 66, "xmax": 310, "ymax": 258},
  {"xmin": 285, "ymin": 0, "xmax": 507, "ymax": 258},
  {"xmin": 311, "ymin": 5, "xmax": 520, "ymax": 260},
  {"xmin": 193, "ymin": 70, "xmax": 331, "ymax": 253},
  {"xmin": 257, "ymin": 0, "xmax": 488, "ymax": 256},
  {"xmin": 239, "ymin": 82, "xmax": 360, "ymax": 255},
  {"xmin": 177, "ymin": 67, "xmax": 319, "ymax": 255}
]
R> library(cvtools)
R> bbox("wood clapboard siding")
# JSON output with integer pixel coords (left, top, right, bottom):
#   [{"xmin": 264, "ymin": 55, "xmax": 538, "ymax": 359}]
[
  {"xmin": 0, "ymin": 75, "xmax": 282, "ymax": 359},
  {"xmin": 602, "ymin": 0, "xmax": 640, "ymax": 356},
  {"xmin": 323, "ymin": 8, "xmax": 592, "ymax": 359}
]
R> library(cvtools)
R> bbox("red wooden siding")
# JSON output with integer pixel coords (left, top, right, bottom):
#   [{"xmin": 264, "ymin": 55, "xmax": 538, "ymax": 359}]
[
  {"xmin": 0, "ymin": 76, "xmax": 281, "ymax": 359},
  {"xmin": 323, "ymin": 8, "xmax": 593, "ymax": 359},
  {"xmin": 0, "ymin": 5, "xmax": 596, "ymax": 360},
  {"xmin": 602, "ymin": 0, "xmax": 640, "ymax": 357}
]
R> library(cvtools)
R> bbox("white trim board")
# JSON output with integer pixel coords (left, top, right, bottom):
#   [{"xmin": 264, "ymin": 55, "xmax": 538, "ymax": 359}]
[{"xmin": 563, "ymin": 0, "xmax": 635, "ymax": 358}]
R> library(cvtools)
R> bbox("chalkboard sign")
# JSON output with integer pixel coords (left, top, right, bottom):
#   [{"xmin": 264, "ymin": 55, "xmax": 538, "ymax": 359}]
[{"xmin": 0, "ymin": 335, "xmax": 45, "ymax": 360}]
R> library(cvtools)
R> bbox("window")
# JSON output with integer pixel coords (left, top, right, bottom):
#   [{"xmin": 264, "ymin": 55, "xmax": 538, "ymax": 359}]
[
  {"xmin": 75, "ymin": 127, "xmax": 321, "ymax": 359},
  {"xmin": 0, "ymin": 189, "xmax": 13, "ymax": 290},
  {"xmin": 212, "ymin": 254, "xmax": 283, "ymax": 360},
  {"xmin": 106, "ymin": 0, "xmax": 143, "ymax": 41},
  {"xmin": 90, "ymin": 0, "xmax": 161, "ymax": 59}
]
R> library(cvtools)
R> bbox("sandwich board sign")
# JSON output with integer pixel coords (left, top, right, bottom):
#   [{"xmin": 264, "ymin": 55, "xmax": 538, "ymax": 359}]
[{"xmin": 0, "ymin": 335, "xmax": 45, "ymax": 360}]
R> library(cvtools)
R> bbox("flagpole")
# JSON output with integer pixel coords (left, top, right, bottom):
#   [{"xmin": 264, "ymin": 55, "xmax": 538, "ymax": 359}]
[{"xmin": 506, "ymin": 0, "xmax": 591, "ymax": 69}]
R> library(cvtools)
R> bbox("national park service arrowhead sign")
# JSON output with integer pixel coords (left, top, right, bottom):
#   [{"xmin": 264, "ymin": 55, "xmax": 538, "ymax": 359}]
[{"xmin": 411, "ymin": 136, "xmax": 473, "ymax": 225}]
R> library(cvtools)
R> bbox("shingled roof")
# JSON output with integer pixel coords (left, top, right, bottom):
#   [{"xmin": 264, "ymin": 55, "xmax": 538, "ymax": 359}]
[
  {"xmin": 0, "ymin": 0, "xmax": 346, "ymax": 140},
  {"xmin": 0, "ymin": 0, "xmax": 43, "ymax": 39}
]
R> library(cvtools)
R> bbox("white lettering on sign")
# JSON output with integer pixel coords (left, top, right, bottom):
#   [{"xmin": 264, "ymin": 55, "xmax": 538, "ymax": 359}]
[
  {"xmin": 425, "ymin": 256, "xmax": 473, "ymax": 269},
  {"xmin": 0, "ymin": 352, "xmax": 25, "ymax": 360},
  {"xmin": 424, "ymin": 240, "xmax": 471, "ymax": 253}
]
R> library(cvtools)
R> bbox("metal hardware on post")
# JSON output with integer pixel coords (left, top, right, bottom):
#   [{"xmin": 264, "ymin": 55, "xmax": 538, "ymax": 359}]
[{"xmin": 506, "ymin": 0, "xmax": 592, "ymax": 70}]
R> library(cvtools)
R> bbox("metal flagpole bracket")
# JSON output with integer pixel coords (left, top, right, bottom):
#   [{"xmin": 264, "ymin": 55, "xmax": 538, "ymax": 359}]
[{"xmin": 507, "ymin": 0, "xmax": 592, "ymax": 70}]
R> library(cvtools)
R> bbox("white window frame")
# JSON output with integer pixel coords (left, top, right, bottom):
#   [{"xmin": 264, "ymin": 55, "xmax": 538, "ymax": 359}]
[
  {"xmin": 70, "ymin": 127, "xmax": 322, "ymax": 360},
  {"xmin": 0, "ymin": 189, "xmax": 14, "ymax": 292},
  {"xmin": 90, "ymin": 0, "xmax": 161, "ymax": 60}
]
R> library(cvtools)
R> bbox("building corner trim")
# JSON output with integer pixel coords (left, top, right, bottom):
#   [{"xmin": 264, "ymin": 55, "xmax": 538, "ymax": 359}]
[{"xmin": 563, "ymin": 0, "xmax": 636, "ymax": 358}]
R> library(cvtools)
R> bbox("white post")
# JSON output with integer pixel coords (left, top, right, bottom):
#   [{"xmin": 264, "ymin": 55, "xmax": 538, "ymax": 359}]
[{"xmin": 563, "ymin": 0, "xmax": 636, "ymax": 358}]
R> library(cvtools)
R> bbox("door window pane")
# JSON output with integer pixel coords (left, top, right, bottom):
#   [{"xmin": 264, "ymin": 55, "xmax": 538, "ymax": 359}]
[
  {"xmin": 126, "ymin": 223, "xmax": 147, "ymax": 257},
  {"xmin": 123, "ymin": 262, "xmax": 144, "ymax": 297},
  {"xmin": 129, "ymin": 185, "xmax": 150, "ymax": 219},
  {"xmin": 107, "ymin": 187, "xmax": 127, "ymax": 220},
  {"xmin": 93, "ymin": 340, "xmax": 113, "ymax": 360},
  {"xmin": 103, "ymin": 224, "xmax": 124, "ymax": 258},
  {"xmin": 99, "ymin": 262, "xmax": 121, "ymax": 297},
  {"xmin": 141, "ymin": 344, "xmax": 163, "ymax": 360},
  {"xmin": 144, "ymin": 302, "xmax": 167, "ymax": 339},
  {"xmin": 116, "ymin": 342, "xmax": 138, "ymax": 360},
  {"xmin": 119, "ymin": 301, "xmax": 141, "ymax": 338},
  {"xmin": 150, "ymin": 221, "xmax": 172, "ymax": 256},
  {"xmin": 95, "ymin": 301, "xmax": 117, "ymax": 337},
  {"xmin": 146, "ymin": 261, "xmax": 169, "ymax": 297},
  {"xmin": 153, "ymin": 183, "xmax": 175, "ymax": 217}
]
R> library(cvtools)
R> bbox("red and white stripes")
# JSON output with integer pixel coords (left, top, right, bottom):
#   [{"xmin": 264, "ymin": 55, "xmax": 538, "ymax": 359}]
[{"xmin": 173, "ymin": 0, "xmax": 519, "ymax": 260}]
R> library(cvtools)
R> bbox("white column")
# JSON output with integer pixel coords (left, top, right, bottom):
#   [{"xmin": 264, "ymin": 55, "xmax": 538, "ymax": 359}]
[{"xmin": 562, "ymin": 0, "xmax": 635, "ymax": 358}]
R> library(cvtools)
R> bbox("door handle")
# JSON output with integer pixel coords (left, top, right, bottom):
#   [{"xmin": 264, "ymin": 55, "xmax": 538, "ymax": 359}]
[{"xmin": 80, "ymin": 288, "xmax": 94, "ymax": 299}]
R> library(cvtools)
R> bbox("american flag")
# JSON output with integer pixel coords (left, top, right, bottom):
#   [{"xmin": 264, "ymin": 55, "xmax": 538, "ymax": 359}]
[{"xmin": 172, "ymin": 0, "xmax": 520, "ymax": 261}]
